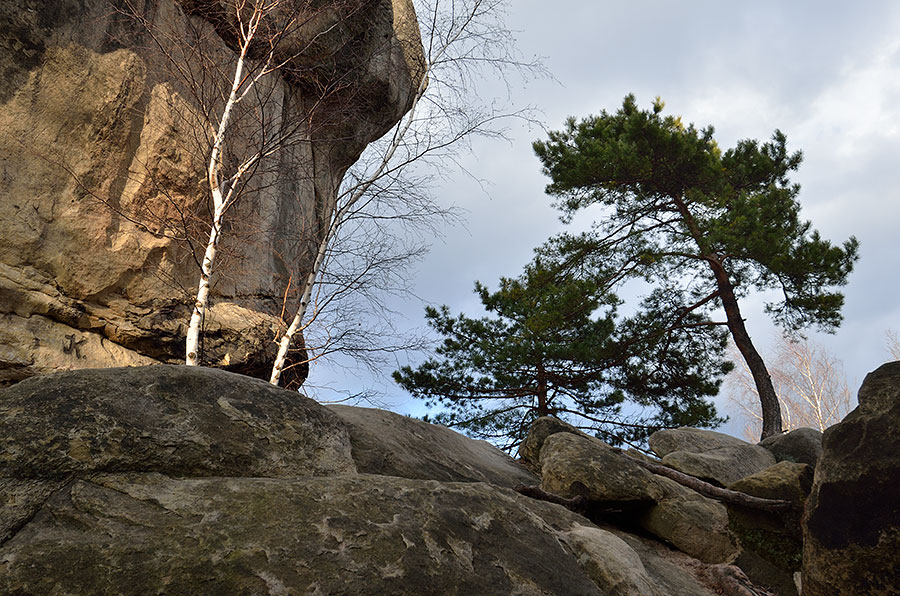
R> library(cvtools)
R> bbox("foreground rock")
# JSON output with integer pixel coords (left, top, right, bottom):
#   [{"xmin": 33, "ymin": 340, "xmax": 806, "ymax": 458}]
[
  {"xmin": 0, "ymin": 365, "xmax": 355, "ymax": 480},
  {"xmin": 1, "ymin": 366, "xmax": 736, "ymax": 595},
  {"xmin": 0, "ymin": 0, "xmax": 425, "ymax": 382},
  {"xmin": 1, "ymin": 474, "xmax": 607, "ymax": 596},
  {"xmin": 802, "ymin": 361, "xmax": 900, "ymax": 595}
]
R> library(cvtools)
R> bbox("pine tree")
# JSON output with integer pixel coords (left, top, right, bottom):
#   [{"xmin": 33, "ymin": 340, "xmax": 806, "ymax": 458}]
[
  {"xmin": 533, "ymin": 95, "xmax": 859, "ymax": 439},
  {"xmin": 394, "ymin": 259, "xmax": 728, "ymax": 452}
]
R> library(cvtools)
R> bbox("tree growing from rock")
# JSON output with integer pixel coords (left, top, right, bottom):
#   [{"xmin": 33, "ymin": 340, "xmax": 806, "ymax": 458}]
[
  {"xmin": 532, "ymin": 95, "xmax": 859, "ymax": 440},
  {"xmin": 724, "ymin": 336, "xmax": 855, "ymax": 440},
  {"xmin": 393, "ymin": 259, "xmax": 729, "ymax": 452}
]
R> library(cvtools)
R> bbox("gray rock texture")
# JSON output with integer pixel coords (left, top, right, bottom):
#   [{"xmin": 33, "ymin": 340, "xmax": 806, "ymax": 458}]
[
  {"xmin": 638, "ymin": 475, "xmax": 741, "ymax": 564},
  {"xmin": 327, "ymin": 404, "xmax": 537, "ymax": 487},
  {"xmin": 539, "ymin": 431, "xmax": 664, "ymax": 505},
  {"xmin": 0, "ymin": 365, "xmax": 356, "ymax": 480},
  {"xmin": 758, "ymin": 427, "xmax": 823, "ymax": 467},
  {"xmin": 517, "ymin": 415, "xmax": 581, "ymax": 468},
  {"xmin": 649, "ymin": 426, "xmax": 749, "ymax": 457},
  {"xmin": 0, "ymin": 0, "xmax": 425, "ymax": 383},
  {"xmin": 1, "ymin": 365, "xmax": 787, "ymax": 595},
  {"xmin": 650, "ymin": 427, "xmax": 776, "ymax": 486},
  {"xmin": 802, "ymin": 361, "xmax": 900, "ymax": 595}
]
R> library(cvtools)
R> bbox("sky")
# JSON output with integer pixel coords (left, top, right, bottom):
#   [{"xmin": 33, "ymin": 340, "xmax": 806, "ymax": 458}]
[{"xmin": 307, "ymin": 1, "xmax": 900, "ymax": 437}]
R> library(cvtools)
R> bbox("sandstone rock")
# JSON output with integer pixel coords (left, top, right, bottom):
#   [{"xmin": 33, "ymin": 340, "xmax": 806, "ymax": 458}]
[
  {"xmin": 539, "ymin": 432, "xmax": 665, "ymax": 506},
  {"xmin": 726, "ymin": 462, "xmax": 812, "ymax": 595},
  {"xmin": 0, "ymin": 473, "xmax": 608, "ymax": 596},
  {"xmin": 650, "ymin": 428, "xmax": 776, "ymax": 486},
  {"xmin": 0, "ymin": 0, "xmax": 425, "ymax": 381},
  {"xmin": 327, "ymin": 404, "xmax": 537, "ymax": 487},
  {"xmin": 649, "ymin": 427, "xmax": 749, "ymax": 457},
  {"xmin": 802, "ymin": 361, "xmax": 900, "ymax": 595},
  {"xmin": 660, "ymin": 447, "xmax": 776, "ymax": 487},
  {"xmin": 638, "ymin": 475, "xmax": 740, "ymax": 564},
  {"xmin": 612, "ymin": 531, "xmax": 721, "ymax": 596},
  {"xmin": 0, "ymin": 365, "xmax": 355, "ymax": 480},
  {"xmin": 518, "ymin": 415, "xmax": 581, "ymax": 468},
  {"xmin": 561, "ymin": 525, "xmax": 660, "ymax": 596},
  {"xmin": 758, "ymin": 427, "xmax": 823, "ymax": 467}
]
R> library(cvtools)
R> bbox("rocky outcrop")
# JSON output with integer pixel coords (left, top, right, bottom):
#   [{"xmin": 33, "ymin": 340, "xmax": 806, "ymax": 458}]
[
  {"xmin": 759, "ymin": 427, "xmax": 823, "ymax": 467},
  {"xmin": 802, "ymin": 361, "xmax": 900, "ymax": 595},
  {"xmin": 327, "ymin": 403, "xmax": 537, "ymax": 488},
  {"xmin": 727, "ymin": 462, "xmax": 813, "ymax": 596},
  {"xmin": 0, "ymin": 0, "xmax": 425, "ymax": 383},
  {"xmin": 650, "ymin": 427, "xmax": 777, "ymax": 486},
  {"xmin": 2, "ymin": 365, "xmax": 774, "ymax": 595}
]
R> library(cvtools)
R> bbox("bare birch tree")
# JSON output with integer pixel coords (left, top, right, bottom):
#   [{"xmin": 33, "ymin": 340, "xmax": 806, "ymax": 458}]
[
  {"xmin": 725, "ymin": 336, "xmax": 854, "ymax": 440},
  {"xmin": 886, "ymin": 329, "xmax": 900, "ymax": 360},
  {"xmin": 268, "ymin": 0, "xmax": 542, "ymax": 385}
]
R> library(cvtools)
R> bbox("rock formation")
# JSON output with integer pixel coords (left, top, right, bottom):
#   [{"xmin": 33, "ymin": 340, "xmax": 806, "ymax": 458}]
[
  {"xmin": 802, "ymin": 360, "xmax": 900, "ymax": 595},
  {"xmin": 0, "ymin": 364, "xmax": 824, "ymax": 595},
  {"xmin": 0, "ymin": 0, "xmax": 425, "ymax": 384}
]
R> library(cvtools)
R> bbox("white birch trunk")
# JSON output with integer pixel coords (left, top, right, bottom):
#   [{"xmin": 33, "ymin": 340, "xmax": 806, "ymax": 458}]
[
  {"xmin": 184, "ymin": 16, "xmax": 255, "ymax": 365},
  {"xmin": 268, "ymin": 60, "xmax": 432, "ymax": 385}
]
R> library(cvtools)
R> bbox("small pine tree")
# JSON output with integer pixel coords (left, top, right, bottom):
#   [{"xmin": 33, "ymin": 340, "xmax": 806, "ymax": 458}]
[{"xmin": 394, "ymin": 259, "xmax": 729, "ymax": 452}]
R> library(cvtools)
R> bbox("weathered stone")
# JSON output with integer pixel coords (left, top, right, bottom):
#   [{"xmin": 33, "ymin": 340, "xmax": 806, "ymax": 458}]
[
  {"xmin": 0, "ymin": 473, "xmax": 607, "ymax": 596},
  {"xmin": 327, "ymin": 404, "xmax": 537, "ymax": 487},
  {"xmin": 638, "ymin": 475, "xmax": 740, "ymax": 564},
  {"xmin": 650, "ymin": 429, "xmax": 778, "ymax": 488},
  {"xmin": 561, "ymin": 525, "xmax": 660, "ymax": 596},
  {"xmin": 0, "ymin": 365, "xmax": 355, "ymax": 479},
  {"xmin": 726, "ymin": 462, "xmax": 812, "ymax": 595},
  {"xmin": 0, "ymin": 478, "xmax": 66, "ymax": 544},
  {"xmin": 649, "ymin": 427, "xmax": 750, "ymax": 458},
  {"xmin": 612, "ymin": 531, "xmax": 721, "ymax": 596},
  {"xmin": 759, "ymin": 427, "xmax": 823, "ymax": 467},
  {"xmin": 660, "ymin": 446, "xmax": 776, "ymax": 487},
  {"xmin": 0, "ymin": 0, "xmax": 425, "ymax": 381},
  {"xmin": 802, "ymin": 361, "xmax": 900, "ymax": 595},
  {"xmin": 539, "ymin": 432, "xmax": 665, "ymax": 506},
  {"xmin": 518, "ymin": 415, "xmax": 581, "ymax": 467}
]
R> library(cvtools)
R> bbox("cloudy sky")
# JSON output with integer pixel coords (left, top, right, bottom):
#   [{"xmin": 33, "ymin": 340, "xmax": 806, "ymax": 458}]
[{"xmin": 309, "ymin": 1, "xmax": 900, "ymax": 436}]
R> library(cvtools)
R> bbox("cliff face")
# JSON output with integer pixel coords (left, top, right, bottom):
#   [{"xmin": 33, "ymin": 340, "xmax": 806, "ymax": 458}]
[{"xmin": 0, "ymin": 0, "xmax": 425, "ymax": 383}]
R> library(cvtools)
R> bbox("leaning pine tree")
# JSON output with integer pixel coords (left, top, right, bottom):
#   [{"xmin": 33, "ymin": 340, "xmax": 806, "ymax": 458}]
[
  {"xmin": 533, "ymin": 95, "xmax": 859, "ymax": 439},
  {"xmin": 393, "ymin": 259, "xmax": 730, "ymax": 452}
]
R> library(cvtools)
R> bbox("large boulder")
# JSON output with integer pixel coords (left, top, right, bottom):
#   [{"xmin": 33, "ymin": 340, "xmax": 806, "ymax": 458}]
[
  {"xmin": 518, "ymin": 415, "xmax": 582, "ymax": 468},
  {"xmin": 758, "ymin": 427, "xmax": 824, "ymax": 467},
  {"xmin": 0, "ymin": 473, "xmax": 609, "ymax": 596},
  {"xmin": 539, "ymin": 431, "xmax": 665, "ymax": 506},
  {"xmin": 638, "ymin": 475, "xmax": 741, "ymax": 564},
  {"xmin": 802, "ymin": 361, "xmax": 900, "ymax": 595},
  {"xmin": 0, "ymin": 0, "xmax": 425, "ymax": 382},
  {"xmin": 327, "ymin": 404, "xmax": 537, "ymax": 487},
  {"xmin": 0, "ymin": 365, "xmax": 356, "ymax": 543},
  {"xmin": 650, "ymin": 427, "xmax": 776, "ymax": 486},
  {"xmin": 0, "ymin": 365, "xmax": 355, "ymax": 480}
]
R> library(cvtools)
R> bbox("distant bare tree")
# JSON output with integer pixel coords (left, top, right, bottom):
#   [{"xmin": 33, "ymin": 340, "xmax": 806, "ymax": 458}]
[
  {"xmin": 725, "ymin": 336, "xmax": 854, "ymax": 440},
  {"xmin": 886, "ymin": 329, "xmax": 900, "ymax": 360}
]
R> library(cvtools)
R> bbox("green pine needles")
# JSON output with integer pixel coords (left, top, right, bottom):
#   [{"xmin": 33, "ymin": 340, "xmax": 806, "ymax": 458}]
[
  {"xmin": 395, "ymin": 94, "xmax": 858, "ymax": 449},
  {"xmin": 393, "ymin": 259, "xmax": 729, "ymax": 452}
]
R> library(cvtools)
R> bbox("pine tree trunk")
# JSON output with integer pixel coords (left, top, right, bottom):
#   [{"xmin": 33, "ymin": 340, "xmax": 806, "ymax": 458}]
[{"xmin": 708, "ymin": 260, "xmax": 783, "ymax": 439}]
